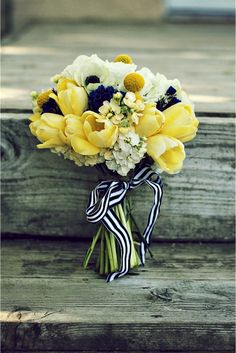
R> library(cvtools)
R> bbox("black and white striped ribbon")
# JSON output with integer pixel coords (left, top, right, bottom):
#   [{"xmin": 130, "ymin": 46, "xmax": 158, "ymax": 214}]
[{"xmin": 86, "ymin": 165, "xmax": 163, "ymax": 282}]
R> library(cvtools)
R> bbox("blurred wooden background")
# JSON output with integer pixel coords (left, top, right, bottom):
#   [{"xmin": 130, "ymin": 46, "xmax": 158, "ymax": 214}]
[{"xmin": 2, "ymin": 0, "xmax": 235, "ymax": 36}]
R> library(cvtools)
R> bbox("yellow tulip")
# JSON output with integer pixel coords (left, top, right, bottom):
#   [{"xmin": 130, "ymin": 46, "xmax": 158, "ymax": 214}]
[
  {"xmin": 56, "ymin": 78, "xmax": 77, "ymax": 92},
  {"xmin": 82, "ymin": 111, "xmax": 118, "ymax": 148},
  {"xmin": 147, "ymin": 134, "xmax": 185, "ymax": 174},
  {"xmin": 29, "ymin": 113, "xmax": 66, "ymax": 149},
  {"xmin": 64, "ymin": 114, "xmax": 100, "ymax": 155},
  {"xmin": 70, "ymin": 135, "xmax": 101, "ymax": 155},
  {"xmin": 64, "ymin": 114, "xmax": 86, "ymax": 140},
  {"xmin": 136, "ymin": 103, "xmax": 165, "ymax": 137},
  {"xmin": 29, "ymin": 113, "xmax": 41, "ymax": 122},
  {"xmin": 161, "ymin": 103, "xmax": 199, "ymax": 143},
  {"xmin": 50, "ymin": 79, "xmax": 88, "ymax": 116}
]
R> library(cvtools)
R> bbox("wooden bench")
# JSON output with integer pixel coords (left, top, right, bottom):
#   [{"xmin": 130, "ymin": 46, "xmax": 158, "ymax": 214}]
[{"xmin": 1, "ymin": 22, "xmax": 235, "ymax": 352}]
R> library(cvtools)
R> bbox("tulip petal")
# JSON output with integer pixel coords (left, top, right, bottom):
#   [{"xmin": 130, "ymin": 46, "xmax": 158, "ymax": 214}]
[
  {"xmin": 88, "ymin": 125, "xmax": 118, "ymax": 148},
  {"xmin": 65, "ymin": 114, "xmax": 86, "ymax": 139},
  {"xmin": 37, "ymin": 137, "xmax": 64, "ymax": 149},
  {"xmin": 71, "ymin": 134, "xmax": 100, "ymax": 155},
  {"xmin": 162, "ymin": 103, "xmax": 199, "ymax": 143},
  {"xmin": 70, "ymin": 87, "xmax": 88, "ymax": 116},
  {"xmin": 57, "ymin": 78, "xmax": 77, "ymax": 92},
  {"xmin": 29, "ymin": 113, "xmax": 41, "ymax": 122},
  {"xmin": 147, "ymin": 134, "xmax": 185, "ymax": 174},
  {"xmin": 41, "ymin": 113, "xmax": 65, "ymax": 129},
  {"xmin": 136, "ymin": 104, "xmax": 165, "ymax": 138},
  {"xmin": 82, "ymin": 111, "xmax": 118, "ymax": 148}
]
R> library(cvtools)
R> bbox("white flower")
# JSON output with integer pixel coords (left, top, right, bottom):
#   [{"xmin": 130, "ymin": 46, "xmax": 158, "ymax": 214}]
[
  {"xmin": 52, "ymin": 146, "xmax": 105, "ymax": 167},
  {"xmin": 61, "ymin": 54, "xmax": 110, "ymax": 92},
  {"xmin": 105, "ymin": 61, "xmax": 137, "ymax": 88},
  {"xmin": 125, "ymin": 131, "xmax": 140, "ymax": 146},
  {"xmin": 110, "ymin": 100, "xmax": 121, "ymax": 115},
  {"xmin": 111, "ymin": 114, "xmax": 124, "ymax": 125},
  {"xmin": 99, "ymin": 101, "xmax": 111, "ymax": 115},
  {"xmin": 106, "ymin": 132, "xmax": 146, "ymax": 176},
  {"xmin": 138, "ymin": 67, "xmax": 185, "ymax": 103},
  {"xmin": 123, "ymin": 92, "xmax": 136, "ymax": 108},
  {"xmin": 130, "ymin": 112, "xmax": 140, "ymax": 125},
  {"xmin": 138, "ymin": 67, "xmax": 160, "ymax": 102}
]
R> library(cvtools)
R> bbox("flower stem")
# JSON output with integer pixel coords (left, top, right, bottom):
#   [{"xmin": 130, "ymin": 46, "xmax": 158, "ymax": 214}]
[
  {"xmin": 83, "ymin": 197, "xmax": 142, "ymax": 277},
  {"xmin": 83, "ymin": 225, "xmax": 102, "ymax": 268},
  {"xmin": 99, "ymin": 232, "xmax": 105, "ymax": 275},
  {"xmin": 105, "ymin": 230, "xmax": 116, "ymax": 272}
]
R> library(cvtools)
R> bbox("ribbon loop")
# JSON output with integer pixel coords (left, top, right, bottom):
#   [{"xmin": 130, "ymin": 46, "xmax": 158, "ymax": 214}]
[{"xmin": 86, "ymin": 165, "xmax": 163, "ymax": 282}]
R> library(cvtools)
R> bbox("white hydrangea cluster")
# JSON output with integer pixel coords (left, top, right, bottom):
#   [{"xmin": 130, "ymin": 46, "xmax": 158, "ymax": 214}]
[
  {"xmin": 105, "ymin": 131, "xmax": 147, "ymax": 176},
  {"xmin": 52, "ymin": 146, "xmax": 105, "ymax": 167}
]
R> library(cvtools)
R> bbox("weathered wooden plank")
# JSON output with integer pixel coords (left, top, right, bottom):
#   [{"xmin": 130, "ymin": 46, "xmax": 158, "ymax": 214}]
[
  {"xmin": 2, "ymin": 240, "xmax": 234, "ymax": 280},
  {"xmin": 2, "ymin": 52, "xmax": 234, "ymax": 114},
  {"xmin": 1, "ymin": 240, "xmax": 235, "ymax": 352},
  {"xmin": 1, "ymin": 23, "xmax": 235, "ymax": 113},
  {"xmin": 1, "ymin": 115, "xmax": 235, "ymax": 240},
  {"xmin": 3, "ymin": 23, "xmax": 234, "ymax": 50}
]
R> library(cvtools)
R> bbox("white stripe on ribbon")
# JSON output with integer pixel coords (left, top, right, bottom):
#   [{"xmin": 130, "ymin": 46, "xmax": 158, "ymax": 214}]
[{"xmin": 86, "ymin": 165, "xmax": 163, "ymax": 282}]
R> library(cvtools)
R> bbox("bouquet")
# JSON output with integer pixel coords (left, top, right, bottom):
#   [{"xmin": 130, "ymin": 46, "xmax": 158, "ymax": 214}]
[{"xmin": 29, "ymin": 54, "xmax": 199, "ymax": 282}]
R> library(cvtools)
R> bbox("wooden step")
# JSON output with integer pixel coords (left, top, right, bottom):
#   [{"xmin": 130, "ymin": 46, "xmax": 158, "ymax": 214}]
[
  {"xmin": 1, "ymin": 114, "xmax": 235, "ymax": 241},
  {"xmin": 1, "ymin": 21, "xmax": 235, "ymax": 352},
  {"xmin": 2, "ymin": 23, "xmax": 235, "ymax": 113},
  {"xmin": 1, "ymin": 239, "xmax": 235, "ymax": 352}
]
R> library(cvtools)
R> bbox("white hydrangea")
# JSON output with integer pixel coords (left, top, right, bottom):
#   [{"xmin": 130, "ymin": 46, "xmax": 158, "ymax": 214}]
[
  {"xmin": 105, "ymin": 131, "xmax": 147, "ymax": 176},
  {"xmin": 52, "ymin": 146, "xmax": 105, "ymax": 167}
]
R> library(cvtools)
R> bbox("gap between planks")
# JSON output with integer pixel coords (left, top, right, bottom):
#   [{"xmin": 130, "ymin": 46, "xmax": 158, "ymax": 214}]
[{"xmin": 1, "ymin": 108, "xmax": 235, "ymax": 117}]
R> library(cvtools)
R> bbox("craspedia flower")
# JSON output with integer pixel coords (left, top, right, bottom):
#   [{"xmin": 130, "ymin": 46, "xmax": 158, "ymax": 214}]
[
  {"xmin": 37, "ymin": 89, "xmax": 53, "ymax": 108},
  {"xmin": 124, "ymin": 73, "xmax": 145, "ymax": 93},
  {"xmin": 114, "ymin": 54, "xmax": 133, "ymax": 64}
]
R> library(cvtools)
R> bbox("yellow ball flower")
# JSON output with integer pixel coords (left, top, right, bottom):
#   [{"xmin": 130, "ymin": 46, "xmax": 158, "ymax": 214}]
[
  {"xmin": 114, "ymin": 54, "xmax": 133, "ymax": 64},
  {"xmin": 124, "ymin": 72, "xmax": 145, "ymax": 92},
  {"xmin": 37, "ymin": 90, "xmax": 53, "ymax": 108}
]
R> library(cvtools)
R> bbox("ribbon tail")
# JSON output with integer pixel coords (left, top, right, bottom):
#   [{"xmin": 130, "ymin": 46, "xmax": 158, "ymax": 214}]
[
  {"xmin": 141, "ymin": 178, "xmax": 163, "ymax": 260},
  {"xmin": 102, "ymin": 209, "xmax": 132, "ymax": 282}
]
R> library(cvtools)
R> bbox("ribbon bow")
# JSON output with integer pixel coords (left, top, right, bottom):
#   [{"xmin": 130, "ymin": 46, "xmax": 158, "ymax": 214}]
[{"xmin": 86, "ymin": 166, "xmax": 163, "ymax": 282}]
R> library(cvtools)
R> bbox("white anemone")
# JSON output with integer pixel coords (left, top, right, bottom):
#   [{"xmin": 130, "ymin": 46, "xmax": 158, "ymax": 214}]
[{"xmin": 61, "ymin": 54, "xmax": 111, "ymax": 92}]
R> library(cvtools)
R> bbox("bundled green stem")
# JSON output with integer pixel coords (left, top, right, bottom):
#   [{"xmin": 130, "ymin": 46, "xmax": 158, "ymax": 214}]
[{"xmin": 83, "ymin": 197, "xmax": 140, "ymax": 276}]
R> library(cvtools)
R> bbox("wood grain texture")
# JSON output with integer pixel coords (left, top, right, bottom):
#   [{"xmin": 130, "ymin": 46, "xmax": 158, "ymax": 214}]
[
  {"xmin": 1, "ymin": 115, "xmax": 235, "ymax": 241},
  {"xmin": 1, "ymin": 240, "xmax": 235, "ymax": 352},
  {"xmin": 1, "ymin": 23, "xmax": 235, "ymax": 113}
]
